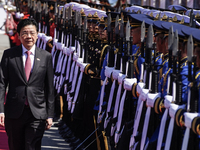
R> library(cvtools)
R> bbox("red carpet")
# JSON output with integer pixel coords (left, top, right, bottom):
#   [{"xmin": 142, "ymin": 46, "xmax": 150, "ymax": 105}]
[{"xmin": 0, "ymin": 126, "xmax": 9, "ymax": 150}]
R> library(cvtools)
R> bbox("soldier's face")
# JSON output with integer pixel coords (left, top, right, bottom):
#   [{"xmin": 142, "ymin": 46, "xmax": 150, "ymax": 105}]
[
  {"xmin": 101, "ymin": 29, "xmax": 107, "ymax": 39},
  {"xmin": 194, "ymin": 47, "xmax": 200, "ymax": 68},
  {"xmin": 98, "ymin": 26, "xmax": 103, "ymax": 37},
  {"xmin": 156, "ymin": 34, "xmax": 164, "ymax": 53},
  {"xmin": 95, "ymin": 25, "xmax": 99, "ymax": 33},
  {"xmin": 88, "ymin": 22, "xmax": 93, "ymax": 32},
  {"xmin": 131, "ymin": 27, "xmax": 141, "ymax": 45},
  {"xmin": 164, "ymin": 36, "xmax": 168, "ymax": 53},
  {"xmin": 18, "ymin": 25, "xmax": 38, "ymax": 50}
]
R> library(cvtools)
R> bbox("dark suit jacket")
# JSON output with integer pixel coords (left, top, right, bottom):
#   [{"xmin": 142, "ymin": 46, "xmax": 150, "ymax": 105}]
[{"xmin": 0, "ymin": 45, "xmax": 54, "ymax": 119}]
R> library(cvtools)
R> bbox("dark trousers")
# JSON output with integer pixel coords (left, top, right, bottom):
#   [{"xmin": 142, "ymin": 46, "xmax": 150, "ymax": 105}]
[{"xmin": 5, "ymin": 106, "xmax": 46, "ymax": 150}]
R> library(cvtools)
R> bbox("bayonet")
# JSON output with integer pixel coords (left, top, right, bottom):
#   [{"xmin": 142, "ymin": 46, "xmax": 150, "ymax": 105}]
[
  {"xmin": 27, "ymin": 0, "xmax": 30, "ymax": 14},
  {"xmin": 42, "ymin": 2, "xmax": 45, "ymax": 12},
  {"xmin": 168, "ymin": 26, "xmax": 174, "ymax": 51},
  {"xmin": 30, "ymin": 0, "xmax": 32, "ymax": 9},
  {"xmin": 28, "ymin": 0, "xmax": 30, "ymax": 7},
  {"xmin": 168, "ymin": 26, "xmax": 174, "ymax": 95},
  {"xmin": 115, "ymin": 15, "xmax": 119, "ymax": 35},
  {"xmin": 78, "ymin": 12, "xmax": 82, "ymax": 29},
  {"xmin": 141, "ymin": 21, "xmax": 145, "ymax": 58},
  {"xmin": 144, "ymin": 25, "xmax": 154, "ymax": 88},
  {"xmin": 68, "ymin": 5, "xmax": 72, "ymax": 20},
  {"xmin": 84, "ymin": 16, "xmax": 87, "ymax": 32},
  {"xmin": 62, "ymin": 7, "xmax": 66, "ymax": 19},
  {"xmin": 37, "ymin": 1, "xmax": 41, "ymax": 13},
  {"xmin": 33, "ymin": 0, "xmax": 36, "ymax": 11},
  {"xmin": 118, "ymin": 7, "xmax": 121, "ymax": 13},
  {"xmin": 146, "ymin": 24, "xmax": 153, "ymax": 49},
  {"xmin": 75, "ymin": 10, "xmax": 78, "ymax": 25},
  {"xmin": 141, "ymin": 21, "xmax": 145, "ymax": 43},
  {"xmin": 187, "ymin": 34, "xmax": 194, "ymax": 111},
  {"xmin": 58, "ymin": 6, "xmax": 61, "ymax": 19},
  {"xmin": 107, "ymin": 13, "xmax": 111, "ymax": 33},
  {"xmin": 187, "ymin": 35, "xmax": 193, "ymax": 62},
  {"xmin": 172, "ymin": 30, "xmax": 178, "ymax": 56},
  {"xmin": 120, "ymin": 17, "xmax": 124, "ymax": 38},
  {"xmin": 65, "ymin": 7, "xmax": 68, "ymax": 20},
  {"xmin": 126, "ymin": 19, "xmax": 130, "ymax": 42},
  {"xmin": 54, "ymin": 2, "xmax": 58, "ymax": 26},
  {"xmin": 83, "ymin": 16, "xmax": 88, "ymax": 63},
  {"xmin": 45, "ymin": 2, "xmax": 48, "ymax": 15}
]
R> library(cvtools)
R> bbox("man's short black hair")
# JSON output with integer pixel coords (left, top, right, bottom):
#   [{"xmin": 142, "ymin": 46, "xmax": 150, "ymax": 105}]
[{"xmin": 17, "ymin": 19, "xmax": 38, "ymax": 35}]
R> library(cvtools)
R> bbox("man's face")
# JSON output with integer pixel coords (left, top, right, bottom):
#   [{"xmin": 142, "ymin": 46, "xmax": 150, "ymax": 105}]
[
  {"xmin": 88, "ymin": 22, "xmax": 93, "ymax": 32},
  {"xmin": 18, "ymin": 25, "xmax": 38, "ymax": 50},
  {"xmin": 92, "ymin": 22, "xmax": 98, "ymax": 33},
  {"xmin": 164, "ymin": 36, "xmax": 168, "ymax": 54},
  {"xmin": 156, "ymin": 34, "xmax": 164, "ymax": 53},
  {"xmin": 101, "ymin": 29, "xmax": 107, "ymax": 40},
  {"xmin": 195, "ymin": 47, "xmax": 200, "ymax": 68},
  {"xmin": 131, "ymin": 27, "xmax": 141, "ymax": 45},
  {"xmin": 98, "ymin": 26, "xmax": 103, "ymax": 38}
]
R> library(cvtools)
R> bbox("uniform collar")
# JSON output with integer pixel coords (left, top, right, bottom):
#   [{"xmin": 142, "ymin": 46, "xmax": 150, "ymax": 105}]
[
  {"xmin": 180, "ymin": 56, "xmax": 187, "ymax": 65},
  {"xmin": 162, "ymin": 53, "xmax": 169, "ymax": 61}
]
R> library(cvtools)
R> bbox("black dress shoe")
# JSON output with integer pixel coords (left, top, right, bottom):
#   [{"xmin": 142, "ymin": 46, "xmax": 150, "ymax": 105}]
[
  {"xmin": 70, "ymin": 138, "xmax": 82, "ymax": 147},
  {"xmin": 59, "ymin": 127, "xmax": 71, "ymax": 135},
  {"xmin": 58, "ymin": 123, "xmax": 67, "ymax": 130},
  {"xmin": 59, "ymin": 126, "xmax": 70, "ymax": 134},
  {"xmin": 65, "ymin": 136, "xmax": 77, "ymax": 143},
  {"xmin": 62, "ymin": 130, "xmax": 74, "ymax": 138}
]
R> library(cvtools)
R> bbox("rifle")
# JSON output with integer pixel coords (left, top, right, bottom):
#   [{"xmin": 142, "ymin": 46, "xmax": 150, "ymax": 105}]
[
  {"xmin": 120, "ymin": 17, "xmax": 127, "ymax": 75},
  {"xmin": 110, "ymin": 17, "xmax": 124, "ymax": 138},
  {"xmin": 141, "ymin": 21, "xmax": 145, "ymax": 59},
  {"xmin": 27, "ymin": 0, "xmax": 30, "ymax": 16},
  {"xmin": 78, "ymin": 12, "xmax": 83, "ymax": 58},
  {"xmin": 156, "ymin": 26, "xmax": 174, "ymax": 150},
  {"xmin": 57, "ymin": 5, "xmax": 62, "ymax": 42},
  {"xmin": 33, "ymin": 1, "xmax": 36, "ymax": 22},
  {"xmin": 107, "ymin": 13, "xmax": 114, "ymax": 67},
  {"xmin": 83, "ymin": 16, "xmax": 88, "ymax": 63},
  {"xmin": 180, "ymin": 34, "xmax": 199, "ymax": 150},
  {"xmin": 115, "ymin": 15, "xmax": 119, "ymax": 53},
  {"xmin": 140, "ymin": 24, "xmax": 156, "ymax": 150}
]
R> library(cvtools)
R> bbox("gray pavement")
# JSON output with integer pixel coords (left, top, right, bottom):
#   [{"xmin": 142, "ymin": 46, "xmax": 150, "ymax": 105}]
[
  {"xmin": 41, "ymin": 124, "xmax": 71, "ymax": 150},
  {"xmin": 0, "ymin": 34, "xmax": 10, "ymax": 59},
  {"xmin": 0, "ymin": 33, "xmax": 71, "ymax": 150}
]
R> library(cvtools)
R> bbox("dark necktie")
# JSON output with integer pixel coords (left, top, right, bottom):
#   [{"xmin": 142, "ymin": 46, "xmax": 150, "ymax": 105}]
[
  {"xmin": 25, "ymin": 51, "xmax": 32, "ymax": 81},
  {"xmin": 24, "ymin": 51, "xmax": 31, "ymax": 105}
]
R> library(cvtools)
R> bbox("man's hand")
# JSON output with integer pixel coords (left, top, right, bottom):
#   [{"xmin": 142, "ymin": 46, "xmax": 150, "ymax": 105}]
[
  {"xmin": 0, "ymin": 113, "xmax": 5, "ymax": 127},
  {"xmin": 45, "ymin": 118, "xmax": 53, "ymax": 130}
]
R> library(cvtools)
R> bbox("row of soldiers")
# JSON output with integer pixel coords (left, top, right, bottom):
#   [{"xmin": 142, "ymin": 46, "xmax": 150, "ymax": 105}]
[{"xmin": 7, "ymin": 0, "xmax": 200, "ymax": 149}]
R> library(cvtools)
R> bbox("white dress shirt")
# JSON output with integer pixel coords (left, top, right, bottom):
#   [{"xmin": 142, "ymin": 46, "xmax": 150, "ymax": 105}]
[{"xmin": 22, "ymin": 44, "xmax": 35, "ymax": 71}]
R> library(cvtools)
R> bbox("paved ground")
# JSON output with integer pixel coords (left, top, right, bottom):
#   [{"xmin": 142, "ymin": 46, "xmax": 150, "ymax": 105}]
[
  {"xmin": 0, "ymin": 31, "xmax": 71, "ymax": 150},
  {"xmin": 41, "ymin": 124, "xmax": 71, "ymax": 150}
]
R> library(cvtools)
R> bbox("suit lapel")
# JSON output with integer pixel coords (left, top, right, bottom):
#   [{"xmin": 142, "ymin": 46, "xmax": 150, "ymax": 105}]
[
  {"xmin": 15, "ymin": 45, "xmax": 27, "ymax": 82},
  {"xmin": 28, "ymin": 47, "xmax": 41, "ymax": 83}
]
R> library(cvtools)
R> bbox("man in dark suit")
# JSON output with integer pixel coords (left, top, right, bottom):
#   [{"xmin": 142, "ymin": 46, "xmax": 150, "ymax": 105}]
[{"xmin": 0, "ymin": 18, "xmax": 54, "ymax": 150}]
